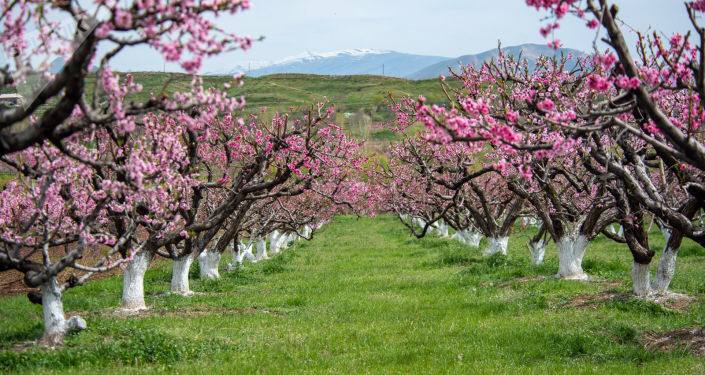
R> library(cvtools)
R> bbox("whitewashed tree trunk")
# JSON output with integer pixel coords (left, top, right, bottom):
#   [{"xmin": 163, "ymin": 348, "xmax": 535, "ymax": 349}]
[
  {"xmin": 556, "ymin": 235, "xmax": 589, "ymax": 280},
  {"xmin": 225, "ymin": 243, "xmax": 238, "ymax": 271},
  {"xmin": 464, "ymin": 231, "xmax": 482, "ymax": 247},
  {"xmin": 608, "ymin": 223, "xmax": 618, "ymax": 235},
  {"xmin": 39, "ymin": 277, "xmax": 86, "ymax": 346},
  {"xmin": 631, "ymin": 261, "xmax": 653, "ymax": 297},
  {"xmin": 482, "ymin": 236, "xmax": 508, "ymax": 256},
  {"xmin": 269, "ymin": 230, "xmax": 282, "ymax": 255},
  {"xmin": 198, "ymin": 250, "xmax": 221, "ymax": 280},
  {"xmin": 528, "ymin": 240, "xmax": 546, "ymax": 265},
  {"xmin": 171, "ymin": 254, "xmax": 194, "ymax": 295},
  {"xmin": 121, "ymin": 250, "xmax": 153, "ymax": 311},
  {"xmin": 255, "ymin": 237, "xmax": 268, "ymax": 261},
  {"xmin": 433, "ymin": 220, "xmax": 449, "ymax": 237},
  {"xmin": 240, "ymin": 242, "xmax": 256, "ymax": 262},
  {"xmin": 412, "ymin": 217, "xmax": 426, "ymax": 230},
  {"xmin": 452, "ymin": 229, "xmax": 482, "ymax": 247},
  {"xmin": 302, "ymin": 225, "xmax": 312, "ymax": 239},
  {"xmin": 653, "ymin": 246, "xmax": 678, "ymax": 295},
  {"xmin": 278, "ymin": 233, "xmax": 290, "ymax": 250}
]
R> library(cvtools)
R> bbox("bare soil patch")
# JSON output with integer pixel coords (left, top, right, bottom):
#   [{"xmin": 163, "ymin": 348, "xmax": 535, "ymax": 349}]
[
  {"xmin": 643, "ymin": 327, "xmax": 705, "ymax": 356},
  {"xmin": 566, "ymin": 290, "xmax": 694, "ymax": 312}
]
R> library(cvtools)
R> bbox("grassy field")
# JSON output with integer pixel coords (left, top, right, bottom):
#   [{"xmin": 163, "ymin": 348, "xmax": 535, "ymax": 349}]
[
  {"xmin": 4, "ymin": 73, "xmax": 442, "ymax": 145},
  {"xmin": 116, "ymin": 73, "xmax": 447, "ymax": 143},
  {"xmin": 1, "ymin": 215, "xmax": 704, "ymax": 374},
  {"xmin": 123, "ymin": 73, "xmax": 453, "ymax": 116}
]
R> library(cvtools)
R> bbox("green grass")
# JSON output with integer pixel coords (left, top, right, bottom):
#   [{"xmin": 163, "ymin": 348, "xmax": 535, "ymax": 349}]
[
  {"xmin": 121, "ymin": 73, "xmax": 454, "ymax": 116},
  {"xmin": 1, "ymin": 215, "xmax": 704, "ymax": 374}
]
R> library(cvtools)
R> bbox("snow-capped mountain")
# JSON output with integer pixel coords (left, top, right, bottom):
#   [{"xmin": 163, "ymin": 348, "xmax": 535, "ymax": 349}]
[
  {"xmin": 408, "ymin": 44, "xmax": 586, "ymax": 79},
  {"xmin": 237, "ymin": 49, "xmax": 452, "ymax": 78},
  {"xmin": 221, "ymin": 45, "xmax": 585, "ymax": 79}
]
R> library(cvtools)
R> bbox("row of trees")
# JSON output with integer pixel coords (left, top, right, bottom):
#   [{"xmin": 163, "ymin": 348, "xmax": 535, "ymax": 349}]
[
  {"xmin": 375, "ymin": 0, "xmax": 705, "ymax": 299},
  {"xmin": 1, "ymin": 0, "xmax": 704, "ymax": 348},
  {"xmin": 0, "ymin": 0, "xmax": 367, "ymax": 346}
]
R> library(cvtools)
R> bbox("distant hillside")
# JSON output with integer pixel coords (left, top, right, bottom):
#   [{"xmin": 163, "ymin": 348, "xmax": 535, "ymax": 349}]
[
  {"xmin": 235, "ymin": 49, "xmax": 451, "ymax": 78},
  {"xmin": 117, "ymin": 72, "xmax": 456, "ymax": 117},
  {"xmin": 113, "ymin": 72, "xmax": 456, "ymax": 144},
  {"xmin": 409, "ymin": 44, "xmax": 586, "ymax": 79}
]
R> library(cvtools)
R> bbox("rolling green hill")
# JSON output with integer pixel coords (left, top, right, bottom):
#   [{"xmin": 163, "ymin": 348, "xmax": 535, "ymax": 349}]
[
  {"xmin": 127, "ymin": 72, "xmax": 453, "ymax": 115},
  {"xmin": 119, "ymin": 73, "xmax": 452, "ymax": 142}
]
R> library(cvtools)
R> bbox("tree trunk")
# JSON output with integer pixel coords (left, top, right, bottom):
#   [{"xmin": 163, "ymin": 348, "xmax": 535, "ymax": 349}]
[
  {"xmin": 452, "ymin": 229, "xmax": 482, "ymax": 247},
  {"xmin": 482, "ymin": 236, "xmax": 508, "ymax": 256},
  {"xmin": 198, "ymin": 250, "xmax": 221, "ymax": 280},
  {"xmin": 121, "ymin": 250, "xmax": 153, "ymax": 311},
  {"xmin": 653, "ymin": 228, "xmax": 680, "ymax": 295},
  {"xmin": 240, "ymin": 242, "xmax": 256, "ymax": 262},
  {"xmin": 450, "ymin": 231, "xmax": 465, "ymax": 244},
  {"xmin": 556, "ymin": 235, "xmax": 589, "ymax": 280},
  {"xmin": 528, "ymin": 239, "xmax": 546, "ymax": 265},
  {"xmin": 631, "ymin": 261, "xmax": 653, "ymax": 297},
  {"xmin": 433, "ymin": 220, "xmax": 449, "ymax": 237},
  {"xmin": 225, "ymin": 243, "xmax": 238, "ymax": 271},
  {"xmin": 39, "ymin": 277, "xmax": 86, "ymax": 346},
  {"xmin": 171, "ymin": 254, "xmax": 194, "ymax": 295},
  {"xmin": 255, "ymin": 237, "xmax": 268, "ymax": 261},
  {"xmin": 302, "ymin": 225, "xmax": 312, "ymax": 239},
  {"xmin": 269, "ymin": 230, "xmax": 282, "ymax": 255},
  {"xmin": 463, "ymin": 230, "xmax": 482, "ymax": 247}
]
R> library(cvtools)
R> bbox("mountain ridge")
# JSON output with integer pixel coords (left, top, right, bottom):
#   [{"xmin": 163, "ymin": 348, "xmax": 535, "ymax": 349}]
[
  {"xmin": 409, "ymin": 43, "xmax": 586, "ymax": 79},
  {"xmin": 222, "ymin": 44, "xmax": 586, "ymax": 80}
]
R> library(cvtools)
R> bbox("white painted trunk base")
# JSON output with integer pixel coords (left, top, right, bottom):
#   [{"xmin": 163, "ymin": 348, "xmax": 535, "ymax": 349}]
[
  {"xmin": 225, "ymin": 243, "xmax": 238, "ymax": 271},
  {"xmin": 482, "ymin": 237, "xmax": 508, "ymax": 256},
  {"xmin": 653, "ymin": 246, "xmax": 678, "ymax": 295},
  {"xmin": 240, "ymin": 242, "xmax": 256, "ymax": 262},
  {"xmin": 255, "ymin": 237, "xmax": 268, "ymax": 261},
  {"xmin": 631, "ymin": 261, "xmax": 653, "ymax": 297},
  {"xmin": 607, "ymin": 224, "xmax": 618, "ymax": 235},
  {"xmin": 464, "ymin": 231, "xmax": 482, "ymax": 247},
  {"xmin": 121, "ymin": 250, "xmax": 153, "ymax": 311},
  {"xmin": 269, "ymin": 231, "xmax": 283, "ymax": 255},
  {"xmin": 171, "ymin": 254, "xmax": 194, "ymax": 295},
  {"xmin": 528, "ymin": 240, "xmax": 546, "ymax": 266},
  {"xmin": 412, "ymin": 217, "xmax": 426, "ymax": 230},
  {"xmin": 451, "ymin": 229, "xmax": 482, "ymax": 248},
  {"xmin": 432, "ymin": 221, "xmax": 449, "ymax": 237},
  {"xmin": 556, "ymin": 235, "xmax": 589, "ymax": 280},
  {"xmin": 198, "ymin": 250, "xmax": 221, "ymax": 280},
  {"xmin": 40, "ymin": 277, "xmax": 86, "ymax": 346},
  {"xmin": 301, "ymin": 225, "xmax": 312, "ymax": 239}
]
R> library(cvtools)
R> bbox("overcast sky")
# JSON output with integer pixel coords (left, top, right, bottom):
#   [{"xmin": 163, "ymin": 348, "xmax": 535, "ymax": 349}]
[{"xmin": 106, "ymin": 0, "xmax": 693, "ymax": 73}]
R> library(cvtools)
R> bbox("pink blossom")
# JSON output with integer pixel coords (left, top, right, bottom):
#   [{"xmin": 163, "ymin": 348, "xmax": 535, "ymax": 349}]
[{"xmin": 537, "ymin": 98, "xmax": 555, "ymax": 111}]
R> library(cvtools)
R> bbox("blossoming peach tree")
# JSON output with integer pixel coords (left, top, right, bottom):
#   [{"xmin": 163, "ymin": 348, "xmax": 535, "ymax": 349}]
[
  {"xmin": 392, "ymin": 0, "xmax": 704, "ymax": 297},
  {"xmin": 0, "ymin": 0, "xmax": 256, "ymax": 346}
]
